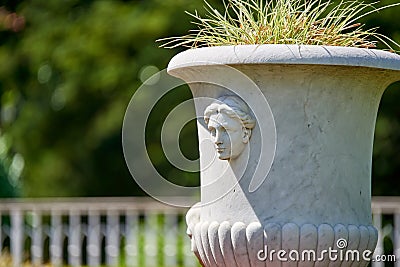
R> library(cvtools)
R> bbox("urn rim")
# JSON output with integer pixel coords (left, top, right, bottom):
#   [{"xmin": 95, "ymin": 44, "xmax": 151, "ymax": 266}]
[{"xmin": 167, "ymin": 44, "xmax": 400, "ymax": 74}]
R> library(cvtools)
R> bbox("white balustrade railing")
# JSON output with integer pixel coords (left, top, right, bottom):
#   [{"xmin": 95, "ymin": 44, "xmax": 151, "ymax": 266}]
[
  {"xmin": 0, "ymin": 197, "xmax": 199, "ymax": 267},
  {"xmin": 372, "ymin": 197, "xmax": 400, "ymax": 267},
  {"xmin": 0, "ymin": 197, "xmax": 399, "ymax": 267}
]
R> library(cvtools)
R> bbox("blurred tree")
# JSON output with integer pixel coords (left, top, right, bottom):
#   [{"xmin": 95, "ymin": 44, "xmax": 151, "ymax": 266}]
[
  {"xmin": 0, "ymin": 0, "xmax": 398, "ymax": 197},
  {"xmin": 0, "ymin": 0, "xmax": 215, "ymax": 197},
  {"xmin": 0, "ymin": 160, "xmax": 18, "ymax": 198},
  {"xmin": 367, "ymin": 0, "xmax": 400, "ymax": 195},
  {"xmin": 0, "ymin": 1, "xmax": 25, "ymax": 197},
  {"xmin": 373, "ymin": 81, "xmax": 400, "ymax": 196}
]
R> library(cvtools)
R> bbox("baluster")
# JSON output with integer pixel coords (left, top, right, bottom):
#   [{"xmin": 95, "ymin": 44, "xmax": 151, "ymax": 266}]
[
  {"xmin": 144, "ymin": 212, "xmax": 158, "ymax": 267},
  {"xmin": 164, "ymin": 212, "xmax": 178, "ymax": 267},
  {"xmin": 125, "ymin": 212, "xmax": 139, "ymax": 267},
  {"xmin": 10, "ymin": 209, "xmax": 23, "ymax": 267},
  {"xmin": 372, "ymin": 210, "xmax": 383, "ymax": 267},
  {"xmin": 106, "ymin": 210, "xmax": 120, "ymax": 266},
  {"xmin": 50, "ymin": 211, "xmax": 63, "ymax": 266},
  {"xmin": 395, "ymin": 213, "xmax": 400, "ymax": 267},
  {"xmin": 69, "ymin": 210, "xmax": 81, "ymax": 267},
  {"xmin": 31, "ymin": 211, "xmax": 43, "ymax": 265},
  {"xmin": 87, "ymin": 210, "xmax": 101, "ymax": 267},
  {"xmin": 0, "ymin": 212, "xmax": 2, "ymax": 255},
  {"xmin": 181, "ymin": 212, "xmax": 198, "ymax": 267}
]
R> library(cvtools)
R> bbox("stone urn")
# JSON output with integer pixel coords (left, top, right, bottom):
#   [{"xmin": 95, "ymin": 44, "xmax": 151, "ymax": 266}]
[{"xmin": 167, "ymin": 45, "xmax": 400, "ymax": 267}]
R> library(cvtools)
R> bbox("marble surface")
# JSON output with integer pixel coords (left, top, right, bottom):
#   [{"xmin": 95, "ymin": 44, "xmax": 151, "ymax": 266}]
[{"xmin": 167, "ymin": 45, "xmax": 400, "ymax": 266}]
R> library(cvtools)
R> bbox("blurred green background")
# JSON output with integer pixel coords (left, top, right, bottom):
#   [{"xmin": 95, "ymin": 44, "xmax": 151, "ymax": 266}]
[{"xmin": 0, "ymin": 0, "xmax": 398, "ymax": 198}]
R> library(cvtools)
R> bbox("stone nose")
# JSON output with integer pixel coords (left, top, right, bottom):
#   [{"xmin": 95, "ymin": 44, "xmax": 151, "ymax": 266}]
[
  {"xmin": 214, "ymin": 138, "xmax": 222, "ymax": 145},
  {"xmin": 214, "ymin": 130, "xmax": 224, "ymax": 145}
]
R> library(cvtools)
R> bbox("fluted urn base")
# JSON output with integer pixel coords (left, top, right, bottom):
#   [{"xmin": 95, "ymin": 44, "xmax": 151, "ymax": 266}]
[{"xmin": 191, "ymin": 221, "xmax": 377, "ymax": 267}]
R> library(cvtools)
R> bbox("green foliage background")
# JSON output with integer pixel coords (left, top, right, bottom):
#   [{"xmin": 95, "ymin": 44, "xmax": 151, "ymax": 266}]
[{"xmin": 0, "ymin": 0, "xmax": 398, "ymax": 197}]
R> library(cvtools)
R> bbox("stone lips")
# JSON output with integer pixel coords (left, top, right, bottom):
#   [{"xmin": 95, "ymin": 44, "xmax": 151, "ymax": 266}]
[{"xmin": 190, "ymin": 221, "xmax": 377, "ymax": 267}]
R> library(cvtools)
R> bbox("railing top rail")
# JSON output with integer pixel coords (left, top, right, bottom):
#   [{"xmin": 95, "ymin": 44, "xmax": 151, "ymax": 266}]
[
  {"xmin": 0, "ymin": 196, "xmax": 398, "ymax": 214},
  {"xmin": 371, "ymin": 196, "xmax": 400, "ymax": 214},
  {"xmin": 0, "ymin": 197, "xmax": 194, "ymax": 213}
]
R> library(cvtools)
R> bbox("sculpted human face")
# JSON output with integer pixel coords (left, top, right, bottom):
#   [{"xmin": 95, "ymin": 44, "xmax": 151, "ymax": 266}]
[{"xmin": 207, "ymin": 112, "xmax": 249, "ymax": 160}]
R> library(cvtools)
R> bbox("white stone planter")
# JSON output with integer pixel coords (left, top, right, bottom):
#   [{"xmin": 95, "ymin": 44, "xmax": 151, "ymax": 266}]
[{"xmin": 167, "ymin": 45, "xmax": 400, "ymax": 267}]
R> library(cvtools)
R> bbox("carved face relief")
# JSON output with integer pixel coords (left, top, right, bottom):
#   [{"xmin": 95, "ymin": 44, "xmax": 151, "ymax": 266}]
[
  {"xmin": 204, "ymin": 95, "xmax": 255, "ymax": 161},
  {"xmin": 207, "ymin": 112, "xmax": 250, "ymax": 160}
]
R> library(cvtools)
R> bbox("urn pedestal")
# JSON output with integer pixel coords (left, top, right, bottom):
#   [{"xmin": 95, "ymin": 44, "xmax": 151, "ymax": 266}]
[{"xmin": 167, "ymin": 45, "xmax": 400, "ymax": 267}]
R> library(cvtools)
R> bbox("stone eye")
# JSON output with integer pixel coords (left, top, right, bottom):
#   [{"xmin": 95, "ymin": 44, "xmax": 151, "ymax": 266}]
[{"xmin": 209, "ymin": 127, "xmax": 216, "ymax": 137}]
